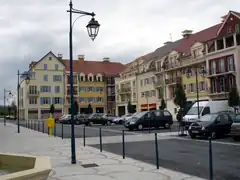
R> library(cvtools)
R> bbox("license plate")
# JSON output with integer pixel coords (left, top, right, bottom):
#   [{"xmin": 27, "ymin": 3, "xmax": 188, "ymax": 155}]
[{"xmin": 192, "ymin": 130, "xmax": 199, "ymax": 133}]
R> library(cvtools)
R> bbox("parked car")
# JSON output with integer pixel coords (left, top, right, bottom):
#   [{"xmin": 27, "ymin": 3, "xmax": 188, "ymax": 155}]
[
  {"xmin": 112, "ymin": 114, "xmax": 132, "ymax": 124},
  {"xmin": 86, "ymin": 113, "xmax": 105, "ymax": 126},
  {"xmin": 5, "ymin": 115, "xmax": 16, "ymax": 120},
  {"xmin": 230, "ymin": 113, "xmax": 240, "ymax": 141},
  {"xmin": 74, "ymin": 114, "xmax": 89, "ymax": 125},
  {"xmin": 188, "ymin": 112, "xmax": 233, "ymax": 139},
  {"xmin": 102, "ymin": 114, "xmax": 118, "ymax": 125},
  {"xmin": 183, "ymin": 100, "xmax": 234, "ymax": 129},
  {"xmin": 124, "ymin": 110, "xmax": 173, "ymax": 131}
]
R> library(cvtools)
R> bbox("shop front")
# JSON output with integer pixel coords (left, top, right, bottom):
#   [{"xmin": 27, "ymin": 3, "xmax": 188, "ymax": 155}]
[{"xmin": 140, "ymin": 103, "xmax": 157, "ymax": 111}]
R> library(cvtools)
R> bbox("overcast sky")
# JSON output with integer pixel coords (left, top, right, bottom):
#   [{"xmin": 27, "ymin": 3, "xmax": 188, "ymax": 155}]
[{"xmin": 0, "ymin": 0, "xmax": 239, "ymax": 105}]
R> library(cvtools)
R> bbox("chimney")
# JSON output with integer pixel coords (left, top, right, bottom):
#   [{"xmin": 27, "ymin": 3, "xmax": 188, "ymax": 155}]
[
  {"xmin": 57, "ymin": 53, "xmax": 63, "ymax": 59},
  {"xmin": 163, "ymin": 41, "xmax": 172, "ymax": 46},
  {"xmin": 78, "ymin": 55, "xmax": 84, "ymax": 61},
  {"xmin": 182, "ymin": 29, "xmax": 193, "ymax": 38},
  {"xmin": 103, "ymin": 57, "xmax": 110, "ymax": 62}
]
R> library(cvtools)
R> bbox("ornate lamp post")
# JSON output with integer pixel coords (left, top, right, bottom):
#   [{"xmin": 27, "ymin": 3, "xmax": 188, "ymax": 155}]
[
  {"xmin": 67, "ymin": 0, "xmax": 100, "ymax": 164},
  {"xmin": 17, "ymin": 70, "xmax": 31, "ymax": 133}
]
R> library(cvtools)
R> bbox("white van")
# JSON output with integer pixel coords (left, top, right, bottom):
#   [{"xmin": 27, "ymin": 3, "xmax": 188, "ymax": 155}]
[{"xmin": 183, "ymin": 100, "xmax": 234, "ymax": 127}]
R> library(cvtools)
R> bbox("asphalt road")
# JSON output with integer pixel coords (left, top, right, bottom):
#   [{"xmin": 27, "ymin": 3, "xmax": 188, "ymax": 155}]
[
  {"xmin": 90, "ymin": 139, "xmax": 240, "ymax": 180},
  {"xmin": 9, "ymin": 120, "xmax": 178, "ymax": 138}
]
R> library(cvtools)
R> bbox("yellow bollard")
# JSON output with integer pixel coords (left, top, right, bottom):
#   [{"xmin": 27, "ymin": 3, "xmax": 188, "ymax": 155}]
[
  {"xmin": 47, "ymin": 117, "xmax": 55, "ymax": 136},
  {"xmin": 49, "ymin": 127, "xmax": 53, "ymax": 136}
]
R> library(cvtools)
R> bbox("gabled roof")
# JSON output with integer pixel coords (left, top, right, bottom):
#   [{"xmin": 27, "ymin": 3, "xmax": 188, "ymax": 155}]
[
  {"xmin": 217, "ymin": 11, "xmax": 240, "ymax": 36},
  {"xmin": 29, "ymin": 51, "xmax": 65, "ymax": 70},
  {"xmin": 62, "ymin": 59, "xmax": 125, "ymax": 76},
  {"xmin": 175, "ymin": 23, "xmax": 221, "ymax": 53}
]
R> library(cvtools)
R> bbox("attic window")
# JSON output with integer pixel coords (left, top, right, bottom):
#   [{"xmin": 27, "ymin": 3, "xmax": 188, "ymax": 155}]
[{"xmin": 49, "ymin": 57, "xmax": 52, "ymax": 60}]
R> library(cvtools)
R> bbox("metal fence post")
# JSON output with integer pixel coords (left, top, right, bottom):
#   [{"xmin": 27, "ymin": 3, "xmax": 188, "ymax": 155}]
[
  {"xmin": 34, "ymin": 120, "xmax": 36, "ymax": 130},
  {"xmin": 38, "ymin": 121, "xmax": 40, "ymax": 132},
  {"xmin": 99, "ymin": 127, "xmax": 102, "ymax": 152},
  {"xmin": 209, "ymin": 137, "xmax": 213, "ymax": 180},
  {"xmin": 54, "ymin": 124, "xmax": 56, "ymax": 137},
  {"xmin": 83, "ymin": 125, "xmax": 86, "ymax": 146},
  {"xmin": 122, "ymin": 130, "xmax": 125, "ymax": 159},
  {"xmin": 42, "ymin": 121, "xmax": 44, "ymax": 134},
  {"xmin": 154, "ymin": 133, "xmax": 159, "ymax": 169},
  {"xmin": 61, "ymin": 123, "xmax": 64, "ymax": 139}
]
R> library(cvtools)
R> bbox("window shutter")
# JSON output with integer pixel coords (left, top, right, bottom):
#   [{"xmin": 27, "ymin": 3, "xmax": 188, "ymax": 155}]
[
  {"xmin": 40, "ymin": 97, "xmax": 43, "ymax": 105},
  {"xmin": 60, "ymin": 98, "xmax": 63, "ymax": 104},
  {"xmin": 198, "ymin": 82, "xmax": 201, "ymax": 91},
  {"xmin": 205, "ymin": 81, "xmax": 208, "ymax": 90},
  {"xmin": 53, "ymin": 75, "xmax": 55, "ymax": 81},
  {"xmin": 52, "ymin": 97, "xmax": 55, "ymax": 104},
  {"xmin": 49, "ymin": 86, "xmax": 51, "ymax": 92}
]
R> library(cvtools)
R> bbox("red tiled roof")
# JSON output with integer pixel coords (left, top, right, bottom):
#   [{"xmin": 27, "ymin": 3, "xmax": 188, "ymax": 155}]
[
  {"xmin": 175, "ymin": 23, "xmax": 222, "ymax": 53},
  {"xmin": 62, "ymin": 59, "xmax": 126, "ymax": 76}
]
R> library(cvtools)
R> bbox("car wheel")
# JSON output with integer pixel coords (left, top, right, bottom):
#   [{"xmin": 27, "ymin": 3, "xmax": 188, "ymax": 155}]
[
  {"xmin": 210, "ymin": 131, "xmax": 217, "ymax": 139},
  {"xmin": 164, "ymin": 123, "xmax": 170, "ymax": 129},
  {"xmin": 119, "ymin": 120, "xmax": 123, "ymax": 124},
  {"xmin": 233, "ymin": 136, "xmax": 240, "ymax": 141},
  {"xmin": 189, "ymin": 133, "xmax": 196, "ymax": 139},
  {"xmin": 137, "ymin": 124, "xmax": 143, "ymax": 131}
]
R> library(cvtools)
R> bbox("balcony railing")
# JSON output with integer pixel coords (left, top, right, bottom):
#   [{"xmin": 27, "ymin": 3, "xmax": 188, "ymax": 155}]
[
  {"xmin": 154, "ymin": 80, "xmax": 163, "ymax": 88},
  {"xmin": 118, "ymin": 88, "xmax": 131, "ymax": 94},
  {"xmin": 67, "ymin": 91, "xmax": 78, "ymax": 96},
  {"xmin": 165, "ymin": 77, "xmax": 181, "ymax": 85},
  {"xmin": 27, "ymin": 91, "xmax": 39, "ymax": 97}
]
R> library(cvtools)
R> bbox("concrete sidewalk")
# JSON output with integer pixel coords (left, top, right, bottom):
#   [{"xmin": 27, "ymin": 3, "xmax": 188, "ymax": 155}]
[{"xmin": 0, "ymin": 123, "xmax": 205, "ymax": 180}]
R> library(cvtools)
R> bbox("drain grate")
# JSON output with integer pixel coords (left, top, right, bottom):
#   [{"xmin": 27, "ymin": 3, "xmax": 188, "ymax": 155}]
[{"xmin": 82, "ymin": 163, "xmax": 99, "ymax": 168}]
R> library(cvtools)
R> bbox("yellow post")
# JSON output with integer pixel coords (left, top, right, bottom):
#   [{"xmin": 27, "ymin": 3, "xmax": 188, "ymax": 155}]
[
  {"xmin": 49, "ymin": 128, "xmax": 53, "ymax": 136},
  {"xmin": 47, "ymin": 117, "xmax": 55, "ymax": 136}
]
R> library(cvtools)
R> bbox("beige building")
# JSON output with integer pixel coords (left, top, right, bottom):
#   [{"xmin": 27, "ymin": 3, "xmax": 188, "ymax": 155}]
[{"xmin": 19, "ymin": 52, "xmax": 65, "ymax": 120}]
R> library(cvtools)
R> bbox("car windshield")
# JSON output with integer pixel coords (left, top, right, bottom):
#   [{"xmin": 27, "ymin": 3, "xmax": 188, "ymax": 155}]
[
  {"xmin": 132, "ymin": 111, "xmax": 147, "ymax": 119},
  {"xmin": 187, "ymin": 106, "xmax": 204, "ymax": 115},
  {"xmin": 198, "ymin": 114, "xmax": 217, "ymax": 122}
]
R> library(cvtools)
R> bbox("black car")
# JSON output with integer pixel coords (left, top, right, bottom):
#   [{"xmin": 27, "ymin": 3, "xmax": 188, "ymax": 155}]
[
  {"xmin": 188, "ymin": 112, "xmax": 233, "ymax": 139},
  {"xmin": 74, "ymin": 114, "xmax": 89, "ymax": 125},
  {"xmin": 86, "ymin": 113, "xmax": 105, "ymax": 126},
  {"xmin": 124, "ymin": 110, "xmax": 173, "ymax": 131}
]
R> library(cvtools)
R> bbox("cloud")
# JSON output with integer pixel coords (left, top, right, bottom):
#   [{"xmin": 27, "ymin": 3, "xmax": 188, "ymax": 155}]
[{"xmin": 0, "ymin": 0, "xmax": 239, "ymax": 104}]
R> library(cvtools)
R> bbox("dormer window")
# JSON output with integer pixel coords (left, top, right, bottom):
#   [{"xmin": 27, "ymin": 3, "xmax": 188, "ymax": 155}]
[
  {"xmin": 49, "ymin": 57, "xmax": 52, "ymax": 60},
  {"xmin": 89, "ymin": 76, "xmax": 92, "ymax": 81}
]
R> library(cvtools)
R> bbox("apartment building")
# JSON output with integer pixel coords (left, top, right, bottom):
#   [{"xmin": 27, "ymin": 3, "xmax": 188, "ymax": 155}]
[
  {"xmin": 62, "ymin": 55, "xmax": 125, "ymax": 114},
  {"xmin": 19, "ymin": 51, "xmax": 65, "ymax": 120}
]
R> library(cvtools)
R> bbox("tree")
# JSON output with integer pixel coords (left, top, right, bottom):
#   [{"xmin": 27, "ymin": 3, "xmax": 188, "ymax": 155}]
[
  {"xmin": 228, "ymin": 86, "xmax": 239, "ymax": 112},
  {"xmin": 73, "ymin": 100, "xmax": 79, "ymax": 115},
  {"xmin": 159, "ymin": 99, "xmax": 166, "ymax": 110},
  {"xmin": 174, "ymin": 85, "xmax": 187, "ymax": 109},
  {"xmin": 127, "ymin": 101, "xmax": 134, "ymax": 114},
  {"xmin": 50, "ymin": 104, "xmax": 55, "ymax": 116},
  {"xmin": 87, "ymin": 103, "xmax": 93, "ymax": 114}
]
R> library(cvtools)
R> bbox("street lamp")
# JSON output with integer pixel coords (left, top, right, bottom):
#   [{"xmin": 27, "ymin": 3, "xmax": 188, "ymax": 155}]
[
  {"xmin": 186, "ymin": 66, "xmax": 207, "ymax": 119},
  {"xmin": 67, "ymin": 0, "xmax": 100, "ymax": 164},
  {"xmin": 3, "ymin": 89, "xmax": 12, "ymax": 126},
  {"xmin": 17, "ymin": 70, "xmax": 31, "ymax": 133}
]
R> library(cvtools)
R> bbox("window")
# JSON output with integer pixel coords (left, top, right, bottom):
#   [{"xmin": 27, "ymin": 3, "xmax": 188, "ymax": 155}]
[
  {"xmin": 40, "ymin": 86, "xmax": 51, "ymax": 92},
  {"xmin": 55, "ymin": 86, "xmax": 60, "ymax": 93},
  {"xmin": 235, "ymin": 24, "xmax": 240, "ymax": 33},
  {"xmin": 29, "ymin": 97, "xmax": 37, "ymax": 104},
  {"xmin": 133, "ymin": 80, "xmax": 136, "ymax": 87},
  {"xmin": 96, "ymin": 97, "xmax": 103, "ymax": 102},
  {"xmin": 133, "ymin": 92, "xmax": 136, "ymax": 99},
  {"xmin": 220, "ymin": 59, "xmax": 225, "ymax": 72},
  {"xmin": 227, "ymin": 26, "xmax": 234, "ymax": 34},
  {"xmin": 190, "ymin": 83, "xmax": 194, "ymax": 92},
  {"xmin": 49, "ymin": 57, "xmax": 52, "ymax": 60},
  {"xmin": 212, "ymin": 79, "xmax": 217, "ymax": 93},
  {"xmin": 227, "ymin": 56, "xmax": 234, "ymax": 71},
  {"xmin": 29, "ymin": 86, "xmax": 37, "ymax": 94},
  {"xmin": 220, "ymin": 78, "xmax": 225, "ymax": 92},
  {"xmin": 79, "ymin": 87, "xmax": 86, "ymax": 92},
  {"xmin": 183, "ymin": 84, "xmax": 186, "ymax": 91},
  {"xmin": 88, "ymin": 97, "xmax": 94, "ymax": 102},
  {"xmin": 89, "ymin": 76, "xmax": 93, "ymax": 81},
  {"xmin": 53, "ymin": 75, "xmax": 62, "ymax": 81},
  {"xmin": 44, "ymin": 64, "xmax": 47, "ymax": 70},
  {"xmin": 97, "ymin": 76, "xmax": 101, "ymax": 82},
  {"xmin": 88, "ymin": 87, "xmax": 93, "ymax": 92},
  {"xmin": 200, "ymin": 81, "xmax": 205, "ymax": 91},
  {"xmin": 43, "ymin": 75, "xmax": 48, "ymax": 81},
  {"xmin": 163, "ymin": 111, "xmax": 171, "ymax": 116},
  {"xmin": 80, "ymin": 76, "xmax": 84, "ymax": 81},
  {"xmin": 31, "ymin": 72, "xmax": 36, "ymax": 79},
  {"xmin": 152, "ymin": 90, "xmax": 156, "ymax": 96},
  {"xmin": 229, "ymin": 76, "xmax": 234, "ymax": 89},
  {"xmin": 54, "ymin": 97, "xmax": 61, "ymax": 104},
  {"xmin": 79, "ymin": 98, "xmax": 84, "ymax": 102},
  {"xmin": 140, "ymin": 80, "xmax": 143, "ymax": 86},
  {"xmin": 55, "ymin": 64, "xmax": 59, "ymax": 71},
  {"xmin": 211, "ymin": 61, "xmax": 216, "ymax": 74},
  {"xmin": 141, "ymin": 92, "xmax": 144, "ymax": 97},
  {"xmin": 40, "ymin": 97, "xmax": 51, "ymax": 104}
]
